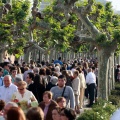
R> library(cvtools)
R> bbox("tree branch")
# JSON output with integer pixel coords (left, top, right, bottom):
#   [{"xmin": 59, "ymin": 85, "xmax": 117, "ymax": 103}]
[
  {"xmin": 73, "ymin": 7, "xmax": 100, "ymax": 38},
  {"xmin": 73, "ymin": 36, "xmax": 96, "ymax": 45},
  {"xmin": 83, "ymin": 0, "xmax": 94, "ymax": 15}
]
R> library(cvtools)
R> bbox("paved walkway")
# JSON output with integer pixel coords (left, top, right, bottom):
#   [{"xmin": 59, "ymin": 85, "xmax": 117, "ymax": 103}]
[{"xmin": 80, "ymin": 99, "xmax": 92, "ymax": 114}]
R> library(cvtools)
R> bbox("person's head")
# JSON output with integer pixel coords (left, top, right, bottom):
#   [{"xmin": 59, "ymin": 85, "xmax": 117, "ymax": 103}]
[
  {"xmin": 26, "ymin": 107, "xmax": 44, "ymax": 120},
  {"xmin": 52, "ymin": 106, "xmax": 61, "ymax": 120},
  {"xmin": 50, "ymin": 76, "xmax": 58, "ymax": 85},
  {"xmin": 43, "ymin": 91, "xmax": 53, "ymax": 104},
  {"xmin": 88, "ymin": 68, "xmax": 92, "ymax": 73},
  {"xmin": 0, "ymin": 67, "xmax": 3, "ymax": 76},
  {"xmin": 39, "ymin": 68, "xmax": 46, "ymax": 75},
  {"xmin": 60, "ymin": 108, "xmax": 76, "ymax": 120},
  {"xmin": 55, "ymin": 66, "xmax": 60, "ymax": 72},
  {"xmin": 3, "ymin": 102, "xmax": 18, "ymax": 118},
  {"xmin": 14, "ymin": 77, "xmax": 23, "ymax": 86},
  {"xmin": 16, "ymin": 67, "xmax": 21, "ymax": 74},
  {"xmin": 4, "ymin": 75, "xmax": 12, "ymax": 87},
  {"xmin": 33, "ymin": 67, "xmax": 39, "ymax": 75},
  {"xmin": 62, "ymin": 70, "xmax": 69, "ymax": 78},
  {"xmin": 17, "ymin": 81, "xmax": 27, "ymax": 94},
  {"xmin": 29, "ymin": 65, "xmax": 34, "ymax": 70},
  {"xmin": 6, "ymin": 107, "xmax": 25, "ymax": 120},
  {"xmin": 92, "ymin": 67, "xmax": 95, "ymax": 72},
  {"xmin": 73, "ymin": 70, "xmax": 79, "ymax": 78},
  {"xmin": 56, "ymin": 97, "xmax": 66, "ymax": 109},
  {"xmin": 58, "ymin": 75, "xmax": 66, "ymax": 88},
  {"xmin": 58, "ymin": 57, "xmax": 61, "ymax": 60},
  {"xmin": 3, "ymin": 62, "xmax": 10, "ymax": 70},
  {"xmin": 76, "ymin": 67, "xmax": 82, "ymax": 73},
  {"xmin": 10, "ymin": 66, "xmax": 17, "ymax": 77},
  {"xmin": 26, "ymin": 72, "xmax": 34, "ymax": 84},
  {"xmin": 0, "ymin": 100, "xmax": 5, "ymax": 111},
  {"xmin": 46, "ymin": 68, "xmax": 51, "ymax": 75}
]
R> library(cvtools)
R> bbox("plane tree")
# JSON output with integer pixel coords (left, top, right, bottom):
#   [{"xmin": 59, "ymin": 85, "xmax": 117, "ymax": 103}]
[{"xmin": 48, "ymin": 0, "xmax": 120, "ymax": 99}]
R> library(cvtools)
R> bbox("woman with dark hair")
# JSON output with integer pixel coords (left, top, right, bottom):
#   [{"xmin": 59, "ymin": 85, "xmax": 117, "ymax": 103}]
[
  {"xmin": 6, "ymin": 107, "xmax": 26, "ymax": 120},
  {"xmin": 26, "ymin": 107, "xmax": 44, "ymax": 120},
  {"xmin": 62, "ymin": 70, "xmax": 72, "ymax": 87},
  {"xmin": 46, "ymin": 68, "xmax": 52, "ymax": 82},
  {"xmin": 28, "ymin": 74, "xmax": 45, "ymax": 103},
  {"xmin": 60, "ymin": 108, "xmax": 77, "ymax": 120},
  {"xmin": 10, "ymin": 66, "xmax": 17, "ymax": 83},
  {"xmin": 52, "ymin": 106, "xmax": 61, "ymax": 120}
]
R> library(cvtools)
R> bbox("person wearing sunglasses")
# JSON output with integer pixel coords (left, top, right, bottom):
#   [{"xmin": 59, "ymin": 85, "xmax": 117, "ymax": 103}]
[{"xmin": 11, "ymin": 81, "xmax": 37, "ymax": 112}]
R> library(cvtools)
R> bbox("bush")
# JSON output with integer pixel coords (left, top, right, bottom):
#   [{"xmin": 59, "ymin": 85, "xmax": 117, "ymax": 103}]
[
  {"xmin": 77, "ymin": 99, "xmax": 116, "ymax": 120},
  {"xmin": 111, "ymin": 89, "xmax": 120, "ymax": 96},
  {"xmin": 115, "ymin": 83, "xmax": 120, "ymax": 91},
  {"xmin": 109, "ymin": 95, "xmax": 120, "ymax": 106}
]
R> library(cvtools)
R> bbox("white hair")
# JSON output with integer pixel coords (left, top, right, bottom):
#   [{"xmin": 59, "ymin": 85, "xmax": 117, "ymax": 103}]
[{"xmin": 4, "ymin": 75, "xmax": 12, "ymax": 80}]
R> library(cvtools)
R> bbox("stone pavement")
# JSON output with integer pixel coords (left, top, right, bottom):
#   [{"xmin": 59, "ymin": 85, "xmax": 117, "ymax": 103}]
[{"xmin": 80, "ymin": 98, "xmax": 92, "ymax": 114}]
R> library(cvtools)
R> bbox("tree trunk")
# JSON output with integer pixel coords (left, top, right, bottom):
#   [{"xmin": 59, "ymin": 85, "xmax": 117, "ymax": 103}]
[
  {"xmin": 24, "ymin": 51, "xmax": 30, "ymax": 63},
  {"xmin": 111, "ymin": 53, "xmax": 115, "ymax": 89},
  {"xmin": 98, "ymin": 49, "xmax": 111, "ymax": 100},
  {"xmin": 0, "ymin": 50, "xmax": 3, "ymax": 63}
]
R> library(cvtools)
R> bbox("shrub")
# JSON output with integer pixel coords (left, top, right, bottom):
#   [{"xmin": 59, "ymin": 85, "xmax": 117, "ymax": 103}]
[
  {"xmin": 77, "ymin": 99, "xmax": 116, "ymax": 120},
  {"xmin": 111, "ymin": 90, "xmax": 120, "ymax": 96},
  {"xmin": 115, "ymin": 83, "xmax": 120, "ymax": 91},
  {"xmin": 109, "ymin": 95, "xmax": 120, "ymax": 106}
]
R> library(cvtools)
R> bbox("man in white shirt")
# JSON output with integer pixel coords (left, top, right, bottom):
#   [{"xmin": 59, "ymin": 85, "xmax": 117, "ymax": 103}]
[
  {"xmin": 86, "ymin": 68, "xmax": 96, "ymax": 107},
  {"xmin": 0, "ymin": 75, "xmax": 18, "ymax": 103}
]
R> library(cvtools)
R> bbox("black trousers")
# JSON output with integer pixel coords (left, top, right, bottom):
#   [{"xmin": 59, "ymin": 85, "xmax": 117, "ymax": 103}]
[{"xmin": 88, "ymin": 83, "xmax": 95, "ymax": 106}]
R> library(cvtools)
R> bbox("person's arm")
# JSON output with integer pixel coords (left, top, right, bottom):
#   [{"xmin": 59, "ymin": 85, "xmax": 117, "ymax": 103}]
[
  {"xmin": 50, "ymin": 87, "xmax": 55, "ymax": 100},
  {"xmin": 86, "ymin": 74, "xmax": 89, "ymax": 84},
  {"xmin": 68, "ymin": 87, "xmax": 75, "ymax": 109},
  {"xmin": 30, "ymin": 92, "xmax": 37, "ymax": 102}
]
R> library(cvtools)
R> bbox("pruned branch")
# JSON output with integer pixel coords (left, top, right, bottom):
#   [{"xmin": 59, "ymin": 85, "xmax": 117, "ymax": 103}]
[
  {"xmin": 83, "ymin": 0, "xmax": 94, "ymax": 15},
  {"xmin": 73, "ymin": 36, "xmax": 96, "ymax": 45}
]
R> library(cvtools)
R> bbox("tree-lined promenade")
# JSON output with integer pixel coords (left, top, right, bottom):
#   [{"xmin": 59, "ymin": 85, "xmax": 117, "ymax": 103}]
[{"xmin": 0, "ymin": 0, "xmax": 120, "ymax": 119}]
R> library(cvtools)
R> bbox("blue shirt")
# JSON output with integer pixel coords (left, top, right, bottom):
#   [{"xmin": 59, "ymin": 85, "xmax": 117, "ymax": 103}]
[
  {"xmin": 54, "ymin": 60, "xmax": 63, "ymax": 65},
  {"xmin": 0, "ymin": 77, "xmax": 3, "ymax": 86}
]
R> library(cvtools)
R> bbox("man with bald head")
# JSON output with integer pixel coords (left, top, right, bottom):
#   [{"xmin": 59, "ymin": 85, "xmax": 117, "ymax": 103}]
[{"xmin": 0, "ymin": 75, "xmax": 17, "ymax": 103}]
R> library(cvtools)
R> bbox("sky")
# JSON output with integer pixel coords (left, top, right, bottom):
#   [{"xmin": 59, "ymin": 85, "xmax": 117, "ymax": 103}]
[
  {"xmin": 106, "ymin": 0, "xmax": 120, "ymax": 11},
  {"xmin": 30, "ymin": 0, "xmax": 120, "ymax": 11}
]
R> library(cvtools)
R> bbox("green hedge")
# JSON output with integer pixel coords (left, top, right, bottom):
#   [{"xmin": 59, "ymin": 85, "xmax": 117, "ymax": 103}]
[{"xmin": 77, "ymin": 99, "xmax": 116, "ymax": 120}]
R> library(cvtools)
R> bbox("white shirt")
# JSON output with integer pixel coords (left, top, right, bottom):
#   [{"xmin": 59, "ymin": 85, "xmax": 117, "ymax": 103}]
[
  {"xmin": 86, "ymin": 72, "xmax": 96, "ymax": 85},
  {"xmin": 72, "ymin": 77, "xmax": 80, "ymax": 95},
  {"xmin": 110, "ymin": 109, "xmax": 120, "ymax": 120},
  {"xmin": 12, "ymin": 90, "xmax": 36, "ymax": 102},
  {"xmin": 0, "ymin": 83, "xmax": 18, "ymax": 103}
]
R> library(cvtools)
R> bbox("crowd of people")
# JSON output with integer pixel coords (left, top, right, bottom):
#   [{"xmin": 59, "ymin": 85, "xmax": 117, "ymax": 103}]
[{"xmin": 0, "ymin": 57, "xmax": 99, "ymax": 120}]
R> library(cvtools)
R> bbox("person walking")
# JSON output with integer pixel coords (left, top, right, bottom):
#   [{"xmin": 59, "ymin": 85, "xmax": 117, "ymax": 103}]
[{"xmin": 50, "ymin": 75, "xmax": 75, "ymax": 109}]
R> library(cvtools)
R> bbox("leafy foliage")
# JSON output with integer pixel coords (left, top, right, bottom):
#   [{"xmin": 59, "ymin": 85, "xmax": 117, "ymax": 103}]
[
  {"xmin": 77, "ymin": 99, "xmax": 116, "ymax": 120},
  {"xmin": 0, "ymin": 0, "xmax": 30, "ymax": 57}
]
